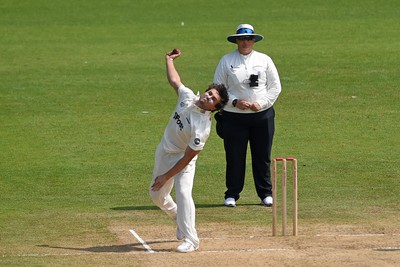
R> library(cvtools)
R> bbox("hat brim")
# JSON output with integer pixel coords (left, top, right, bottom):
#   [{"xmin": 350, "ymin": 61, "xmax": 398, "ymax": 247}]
[{"xmin": 227, "ymin": 34, "xmax": 264, "ymax": 43}]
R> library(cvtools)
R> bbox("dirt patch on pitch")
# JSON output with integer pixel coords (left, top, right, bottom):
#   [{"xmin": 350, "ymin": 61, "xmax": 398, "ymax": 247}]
[{"xmin": 109, "ymin": 222, "xmax": 400, "ymax": 267}]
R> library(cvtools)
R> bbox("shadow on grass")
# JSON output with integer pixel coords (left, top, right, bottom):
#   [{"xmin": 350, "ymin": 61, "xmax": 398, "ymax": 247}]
[
  {"xmin": 111, "ymin": 206, "xmax": 159, "ymax": 211},
  {"xmin": 37, "ymin": 240, "xmax": 175, "ymax": 253},
  {"xmin": 111, "ymin": 203, "xmax": 261, "ymax": 211}
]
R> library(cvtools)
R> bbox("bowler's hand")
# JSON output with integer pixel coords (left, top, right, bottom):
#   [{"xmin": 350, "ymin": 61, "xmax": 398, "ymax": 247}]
[
  {"xmin": 151, "ymin": 175, "xmax": 168, "ymax": 192},
  {"xmin": 166, "ymin": 48, "xmax": 181, "ymax": 61}
]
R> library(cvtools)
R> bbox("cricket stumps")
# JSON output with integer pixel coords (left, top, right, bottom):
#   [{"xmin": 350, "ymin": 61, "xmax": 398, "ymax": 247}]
[{"xmin": 272, "ymin": 157, "xmax": 298, "ymax": 236}]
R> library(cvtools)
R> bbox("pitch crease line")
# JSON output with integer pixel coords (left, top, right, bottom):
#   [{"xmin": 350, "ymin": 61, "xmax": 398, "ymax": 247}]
[
  {"xmin": 315, "ymin": 234, "xmax": 386, "ymax": 237},
  {"xmin": 129, "ymin": 229, "xmax": 155, "ymax": 253}
]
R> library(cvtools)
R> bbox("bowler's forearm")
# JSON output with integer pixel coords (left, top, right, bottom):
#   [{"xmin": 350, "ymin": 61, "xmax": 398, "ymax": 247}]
[
  {"xmin": 166, "ymin": 57, "xmax": 182, "ymax": 91},
  {"xmin": 161, "ymin": 146, "xmax": 200, "ymax": 180}
]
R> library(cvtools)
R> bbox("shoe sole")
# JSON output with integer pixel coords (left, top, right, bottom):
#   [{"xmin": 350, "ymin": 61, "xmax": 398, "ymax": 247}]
[
  {"xmin": 176, "ymin": 245, "xmax": 199, "ymax": 253},
  {"xmin": 177, "ymin": 249, "xmax": 198, "ymax": 253}
]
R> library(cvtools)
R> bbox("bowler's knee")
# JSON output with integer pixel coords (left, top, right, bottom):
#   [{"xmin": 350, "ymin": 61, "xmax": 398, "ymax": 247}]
[{"xmin": 149, "ymin": 188, "xmax": 163, "ymax": 205}]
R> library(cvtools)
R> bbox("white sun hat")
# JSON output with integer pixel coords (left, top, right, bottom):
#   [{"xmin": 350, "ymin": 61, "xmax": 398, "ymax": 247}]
[{"xmin": 227, "ymin": 24, "xmax": 264, "ymax": 43}]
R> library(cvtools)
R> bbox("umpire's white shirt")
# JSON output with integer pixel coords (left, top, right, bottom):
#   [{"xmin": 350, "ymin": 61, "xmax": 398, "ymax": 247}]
[
  {"xmin": 161, "ymin": 84, "xmax": 212, "ymax": 153},
  {"xmin": 214, "ymin": 49, "xmax": 281, "ymax": 113}
]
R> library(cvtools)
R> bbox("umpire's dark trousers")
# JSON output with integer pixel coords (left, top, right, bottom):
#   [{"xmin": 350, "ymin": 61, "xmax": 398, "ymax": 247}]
[{"xmin": 222, "ymin": 107, "xmax": 275, "ymax": 201}]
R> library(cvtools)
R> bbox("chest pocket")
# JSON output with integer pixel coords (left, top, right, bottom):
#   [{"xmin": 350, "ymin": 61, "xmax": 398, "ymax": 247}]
[{"xmin": 228, "ymin": 65, "xmax": 248, "ymax": 87}]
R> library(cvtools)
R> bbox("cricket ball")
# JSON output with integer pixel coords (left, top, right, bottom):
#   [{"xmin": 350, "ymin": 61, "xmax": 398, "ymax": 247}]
[{"xmin": 170, "ymin": 48, "xmax": 180, "ymax": 55}]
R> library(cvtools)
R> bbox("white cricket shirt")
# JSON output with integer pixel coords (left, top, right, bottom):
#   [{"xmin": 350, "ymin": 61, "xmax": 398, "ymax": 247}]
[
  {"xmin": 161, "ymin": 85, "xmax": 212, "ymax": 153},
  {"xmin": 214, "ymin": 49, "xmax": 281, "ymax": 113}
]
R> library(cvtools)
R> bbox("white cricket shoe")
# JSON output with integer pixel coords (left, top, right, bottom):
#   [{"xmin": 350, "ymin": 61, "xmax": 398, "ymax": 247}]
[
  {"xmin": 176, "ymin": 240, "xmax": 199, "ymax": 253},
  {"xmin": 262, "ymin": 196, "xmax": 273, "ymax": 207},
  {"xmin": 176, "ymin": 227, "xmax": 184, "ymax": 240},
  {"xmin": 224, "ymin": 197, "xmax": 236, "ymax": 207}
]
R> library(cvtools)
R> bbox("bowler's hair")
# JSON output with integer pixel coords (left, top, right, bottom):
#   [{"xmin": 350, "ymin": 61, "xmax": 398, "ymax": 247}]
[{"xmin": 206, "ymin": 83, "xmax": 229, "ymax": 111}]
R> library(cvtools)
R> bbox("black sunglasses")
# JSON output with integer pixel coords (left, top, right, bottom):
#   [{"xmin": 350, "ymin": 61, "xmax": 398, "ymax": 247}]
[{"xmin": 237, "ymin": 36, "xmax": 254, "ymax": 41}]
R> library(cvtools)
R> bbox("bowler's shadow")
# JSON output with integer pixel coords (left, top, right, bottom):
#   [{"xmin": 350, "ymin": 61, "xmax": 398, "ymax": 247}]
[{"xmin": 37, "ymin": 239, "xmax": 174, "ymax": 253}]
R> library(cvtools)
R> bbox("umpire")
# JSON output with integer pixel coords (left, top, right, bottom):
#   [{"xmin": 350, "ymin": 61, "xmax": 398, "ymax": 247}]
[{"xmin": 213, "ymin": 23, "xmax": 282, "ymax": 207}]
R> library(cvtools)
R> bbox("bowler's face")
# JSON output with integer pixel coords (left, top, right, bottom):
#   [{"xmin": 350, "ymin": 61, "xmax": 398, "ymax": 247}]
[{"xmin": 200, "ymin": 89, "xmax": 222, "ymax": 111}]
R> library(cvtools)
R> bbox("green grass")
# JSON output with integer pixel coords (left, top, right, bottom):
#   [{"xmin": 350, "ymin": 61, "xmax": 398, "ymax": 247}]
[{"xmin": 1, "ymin": 0, "xmax": 399, "ymax": 265}]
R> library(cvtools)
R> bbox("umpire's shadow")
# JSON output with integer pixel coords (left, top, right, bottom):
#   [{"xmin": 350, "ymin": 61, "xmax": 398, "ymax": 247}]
[{"xmin": 111, "ymin": 203, "xmax": 259, "ymax": 211}]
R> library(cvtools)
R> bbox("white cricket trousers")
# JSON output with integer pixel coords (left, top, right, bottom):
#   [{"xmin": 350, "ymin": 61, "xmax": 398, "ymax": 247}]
[{"xmin": 149, "ymin": 143, "xmax": 199, "ymax": 248}]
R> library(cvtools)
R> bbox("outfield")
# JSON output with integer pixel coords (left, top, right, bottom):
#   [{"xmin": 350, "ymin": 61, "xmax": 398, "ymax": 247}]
[{"xmin": 1, "ymin": 0, "xmax": 399, "ymax": 266}]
